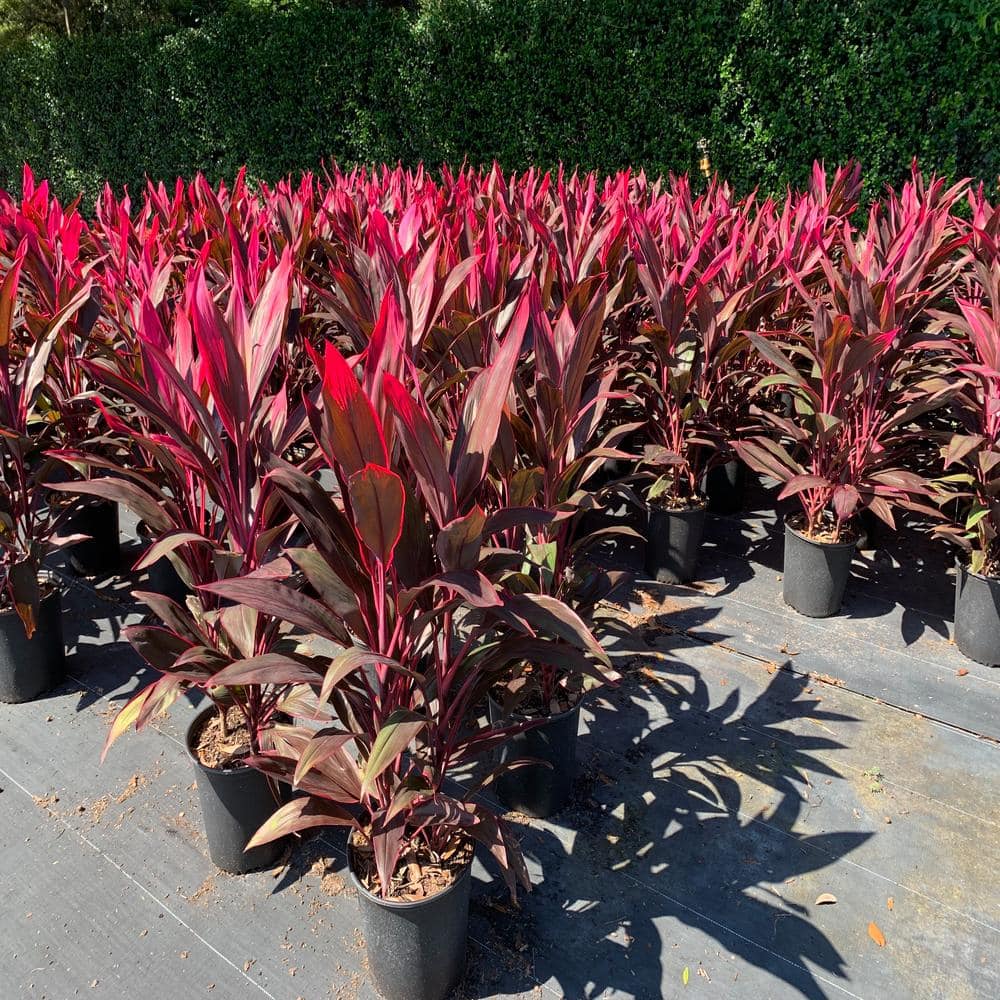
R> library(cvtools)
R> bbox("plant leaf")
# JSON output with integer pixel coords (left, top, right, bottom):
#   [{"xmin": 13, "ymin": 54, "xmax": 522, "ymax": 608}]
[
  {"xmin": 244, "ymin": 795, "xmax": 356, "ymax": 849},
  {"xmin": 347, "ymin": 464, "xmax": 405, "ymax": 565},
  {"xmin": 208, "ymin": 653, "xmax": 325, "ymax": 687},
  {"xmin": 361, "ymin": 710, "xmax": 427, "ymax": 797}
]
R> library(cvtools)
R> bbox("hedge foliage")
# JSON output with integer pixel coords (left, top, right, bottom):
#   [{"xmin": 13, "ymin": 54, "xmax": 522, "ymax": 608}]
[{"xmin": 0, "ymin": 0, "xmax": 997, "ymax": 203}]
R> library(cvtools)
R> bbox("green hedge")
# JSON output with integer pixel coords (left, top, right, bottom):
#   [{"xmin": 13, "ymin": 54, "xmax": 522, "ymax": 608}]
[{"xmin": 0, "ymin": 1, "xmax": 997, "ymax": 203}]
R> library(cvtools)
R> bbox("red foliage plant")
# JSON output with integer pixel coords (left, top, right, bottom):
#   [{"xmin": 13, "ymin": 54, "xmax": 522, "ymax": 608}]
[{"xmin": 206, "ymin": 288, "xmax": 613, "ymax": 899}]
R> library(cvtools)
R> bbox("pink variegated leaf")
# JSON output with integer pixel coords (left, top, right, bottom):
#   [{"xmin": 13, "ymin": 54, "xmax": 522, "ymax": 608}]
[
  {"xmin": 312, "ymin": 340, "xmax": 388, "ymax": 475},
  {"xmin": 188, "ymin": 263, "xmax": 249, "ymax": 435}
]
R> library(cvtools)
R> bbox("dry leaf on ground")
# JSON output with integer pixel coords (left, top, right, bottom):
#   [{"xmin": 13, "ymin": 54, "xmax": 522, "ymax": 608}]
[{"xmin": 868, "ymin": 921, "xmax": 886, "ymax": 947}]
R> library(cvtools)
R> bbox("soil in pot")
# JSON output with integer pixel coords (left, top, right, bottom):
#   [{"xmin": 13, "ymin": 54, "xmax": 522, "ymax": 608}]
[
  {"xmin": 0, "ymin": 584, "xmax": 65, "ymax": 703},
  {"xmin": 954, "ymin": 561, "xmax": 1000, "ymax": 667},
  {"xmin": 349, "ymin": 834, "xmax": 473, "ymax": 1000},
  {"xmin": 488, "ymin": 677, "xmax": 583, "ymax": 818},
  {"xmin": 66, "ymin": 498, "xmax": 120, "ymax": 576},
  {"xmin": 702, "ymin": 459, "xmax": 745, "ymax": 515},
  {"xmin": 782, "ymin": 515, "xmax": 857, "ymax": 618},
  {"xmin": 186, "ymin": 706, "xmax": 287, "ymax": 874},
  {"xmin": 645, "ymin": 495, "xmax": 707, "ymax": 584}
]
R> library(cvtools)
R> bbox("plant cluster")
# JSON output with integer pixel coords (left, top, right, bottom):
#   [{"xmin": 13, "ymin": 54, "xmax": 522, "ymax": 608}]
[{"xmin": 3, "ymin": 160, "xmax": 1000, "ymax": 900}]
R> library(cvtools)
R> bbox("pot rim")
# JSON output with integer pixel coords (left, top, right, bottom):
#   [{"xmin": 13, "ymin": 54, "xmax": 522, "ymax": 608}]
[
  {"xmin": 648, "ymin": 496, "xmax": 708, "ymax": 515},
  {"xmin": 347, "ymin": 840, "xmax": 472, "ymax": 911},
  {"xmin": 487, "ymin": 689, "xmax": 587, "ymax": 724},
  {"xmin": 784, "ymin": 514, "xmax": 857, "ymax": 550},
  {"xmin": 954, "ymin": 556, "xmax": 1000, "ymax": 586}
]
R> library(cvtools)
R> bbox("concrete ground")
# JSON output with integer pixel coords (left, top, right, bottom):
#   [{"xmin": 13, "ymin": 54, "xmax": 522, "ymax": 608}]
[{"xmin": 1, "ymin": 493, "xmax": 997, "ymax": 1000}]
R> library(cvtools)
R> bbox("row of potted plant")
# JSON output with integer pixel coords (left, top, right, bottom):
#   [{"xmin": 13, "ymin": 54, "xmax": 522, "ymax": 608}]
[{"xmin": 1, "ymin": 161, "xmax": 999, "ymax": 1000}]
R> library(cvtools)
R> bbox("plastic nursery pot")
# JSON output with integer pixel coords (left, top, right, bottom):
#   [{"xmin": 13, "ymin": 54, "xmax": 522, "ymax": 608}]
[
  {"xmin": 348, "ymin": 844, "xmax": 471, "ymax": 1000},
  {"xmin": 487, "ymin": 696, "xmax": 582, "ymax": 818},
  {"xmin": 701, "ymin": 459, "xmax": 746, "ymax": 515},
  {"xmin": 185, "ymin": 707, "xmax": 287, "ymax": 874},
  {"xmin": 66, "ymin": 498, "xmax": 120, "ymax": 576},
  {"xmin": 645, "ymin": 499, "xmax": 708, "ymax": 584},
  {"xmin": 576, "ymin": 501, "xmax": 647, "ymax": 571},
  {"xmin": 782, "ymin": 517, "xmax": 856, "ymax": 618},
  {"xmin": 0, "ymin": 586, "xmax": 66, "ymax": 703},
  {"xmin": 136, "ymin": 521, "xmax": 189, "ymax": 605},
  {"xmin": 852, "ymin": 507, "xmax": 885, "ymax": 553},
  {"xmin": 953, "ymin": 561, "xmax": 1000, "ymax": 667}
]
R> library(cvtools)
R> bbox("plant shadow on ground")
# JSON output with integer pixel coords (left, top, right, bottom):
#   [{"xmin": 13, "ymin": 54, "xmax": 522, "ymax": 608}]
[
  {"xmin": 464, "ymin": 607, "xmax": 871, "ymax": 1000},
  {"xmin": 51, "ymin": 538, "xmax": 161, "ymax": 711}
]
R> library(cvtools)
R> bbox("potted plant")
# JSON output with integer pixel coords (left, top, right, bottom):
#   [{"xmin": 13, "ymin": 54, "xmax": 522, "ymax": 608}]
[
  {"xmin": 76, "ymin": 249, "xmax": 313, "ymax": 872},
  {"xmin": 0, "ymin": 243, "xmax": 92, "ymax": 702},
  {"xmin": 628, "ymin": 195, "xmax": 738, "ymax": 581},
  {"xmin": 493, "ymin": 277, "xmax": 627, "ymax": 816},
  {"xmin": 736, "ymin": 283, "xmax": 945, "ymax": 617},
  {"xmin": 932, "ymin": 280, "xmax": 1000, "ymax": 664},
  {"xmin": 3, "ymin": 173, "xmax": 123, "ymax": 576},
  {"xmin": 207, "ymin": 335, "xmax": 603, "ymax": 1000}
]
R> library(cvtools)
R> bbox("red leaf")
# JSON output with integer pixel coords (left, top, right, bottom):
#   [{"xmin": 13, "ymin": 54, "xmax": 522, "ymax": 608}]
[
  {"xmin": 188, "ymin": 264, "xmax": 249, "ymax": 436},
  {"xmin": 451, "ymin": 287, "xmax": 529, "ymax": 502},
  {"xmin": 314, "ymin": 341, "xmax": 388, "ymax": 476},
  {"xmin": 383, "ymin": 373, "xmax": 455, "ymax": 527},
  {"xmin": 347, "ymin": 464, "xmax": 406, "ymax": 566}
]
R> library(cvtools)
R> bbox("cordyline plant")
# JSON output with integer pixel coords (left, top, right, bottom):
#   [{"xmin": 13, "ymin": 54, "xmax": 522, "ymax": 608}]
[
  {"xmin": 204, "ymin": 301, "xmax": 613, "ymax": 900},
  {"xmin": 56, "ymin": 247, "xmax": 315, "ymax": 759},
  {"xmin": 499, "ymin": 276, "xmax": 632, "ymax": 711},
  {"xmin": 628, "ymin": 186, "xmax": 753, "ymax": 504},
  {"xmin": 0, "ymin": 240, "xmax": 93, "ymax": 633},
  {"xmin": 930, "ymin": 237, "xmax": 1000, "ymax": 577},
  {"xmin": 735, "ymin": 267, "xmax": 947, "ymax": 540},
  {"xmin": 4, "ymin": 169, "xmax": 108, "ymax": 458}
]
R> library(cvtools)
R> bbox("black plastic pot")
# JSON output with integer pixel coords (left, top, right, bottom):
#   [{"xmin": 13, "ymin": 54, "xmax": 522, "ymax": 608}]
[
  {"xmin": 137, "ymin": 521, "xmax": 189, "ymax": 604},
  {"xmin": 487, "ymin": 696, "xmax": 581, "ymax": 818},
  {"xmin": 852, "ymin": 507, "xmax": 886, "ymax": 552},
  {"xmin": 349, "ymin": 846, "xmax": 471, "ymax": 1000},
  {"xmin": 645, "ymin": 501, "xmax": 707, "ymax": 584},
  {"xmin": 185, "ymin": 708, "xmax": 287, "ymax": 874},
  {"xmin": 0, "ymin": 587, "xmax": 65, "ymax": 703},
  {"xmin": 576, "ymin": 500, "xmax": 647, "ymax": 571},
  {"xmin": 702, "ymin": 459, "xmax": 745, "ymax": 515},
  {"xmin": 782, "ymin": 518, "xmax": 855, "ymax": 618},
  {"xmin": 954, "ymin": 562, "xmax": 1000, "ymax": 667},
  {"xmin": 66, "ymin": 499, "xmax": 120, "ymax": 576}
]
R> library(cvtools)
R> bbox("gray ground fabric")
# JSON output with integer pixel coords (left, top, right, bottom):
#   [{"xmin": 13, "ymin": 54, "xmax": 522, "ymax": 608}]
[{"xmin": 1, "ymin": 498, "xmax": 997, "ymax": 1000}]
